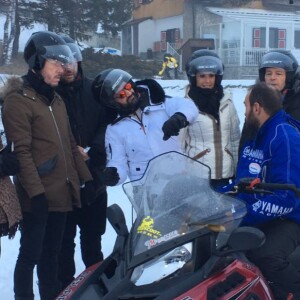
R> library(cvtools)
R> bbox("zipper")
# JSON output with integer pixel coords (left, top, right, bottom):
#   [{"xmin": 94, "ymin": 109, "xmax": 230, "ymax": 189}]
[
  {"xmin": 132, "ymin": 112, "xmax": 146, "ymax": 134},
  {"xmin": 49, "ymin": 106, "xmax": 70, "ymax": 184}
]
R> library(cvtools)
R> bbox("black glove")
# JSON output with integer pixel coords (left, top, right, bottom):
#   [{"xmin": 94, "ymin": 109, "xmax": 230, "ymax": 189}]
[
  {"xmin": 0, "ymin": 142, "xmax": 20, "ymax": 177},
  {"xmin": 100, "ymin": 167, "xmax": 120, "ymax": 186},
  {"xmin": 80, "ymin": 180, "xmax": 97, "ymax": 206},
  {"xmin": 30, "ymin": 193, "xmax": 48, "ymax": 221},
  {"xmin": 162, "ymin": 112, "xmax": 189, "ymax": 141},
  {"xmin": 88, "ymin": 146, "xmax": 106, "ymax": 166}
]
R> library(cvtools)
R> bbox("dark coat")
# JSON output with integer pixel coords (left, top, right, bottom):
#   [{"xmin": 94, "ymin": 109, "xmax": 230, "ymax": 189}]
[
  {"xmin": 1, "ymin": 76, "xmax": 92, "ymax": 212},
  {"xmin": 56, "ymin": 71, "xmax": 116, "ymax": 195},
  {"xmin": 283, "ymin": 80, "xmax": 300, "ymax": 121}
]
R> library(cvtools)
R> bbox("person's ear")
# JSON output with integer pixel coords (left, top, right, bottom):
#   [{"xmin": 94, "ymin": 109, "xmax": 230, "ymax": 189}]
[{"xmin": 253, "ymin": 102, "xmax": 261, "ymax": 115}]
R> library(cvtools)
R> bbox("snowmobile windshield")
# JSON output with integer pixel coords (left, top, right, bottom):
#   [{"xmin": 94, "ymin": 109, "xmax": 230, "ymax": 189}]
[{"xmin": 122, "ymin": 152, "xmax": 247, "ymax": 259}]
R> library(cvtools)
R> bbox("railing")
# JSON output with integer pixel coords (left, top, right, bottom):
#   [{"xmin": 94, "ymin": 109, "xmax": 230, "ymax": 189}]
[
  {"xmin": 243, "ymin": 48, "xmax": 267, "ymax": 66},
  {"xmin": 219, "ymin": 47, "xmax": 269, "ymax": 66},
  {"xmin": 167, "ymin": 42, "xmax": 182, "ymax": 72}
]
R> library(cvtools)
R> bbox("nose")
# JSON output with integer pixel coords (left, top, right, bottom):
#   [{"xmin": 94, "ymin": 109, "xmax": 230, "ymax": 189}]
[
  {"xmin": 125, "ymin": 88, "xmax": 134, "ymax": 97},
  {"xmin": 57, "ymin": 64, "xmax": 65, "ymax": 74}
]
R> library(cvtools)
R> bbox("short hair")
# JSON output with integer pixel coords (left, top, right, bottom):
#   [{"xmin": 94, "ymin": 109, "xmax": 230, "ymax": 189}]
[{"xmin": 248, "ymin": 82, "xmax": 282, "ymax": 115}]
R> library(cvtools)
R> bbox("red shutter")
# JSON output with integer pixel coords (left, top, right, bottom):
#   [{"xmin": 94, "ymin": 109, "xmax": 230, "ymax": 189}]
[
  {"xmin": 253, "ymin": 28, "xmax": 261, "ymax": 48},
  {"xmin": 278, "ymin": 29, "xmax": 286, "ymax": 48}
]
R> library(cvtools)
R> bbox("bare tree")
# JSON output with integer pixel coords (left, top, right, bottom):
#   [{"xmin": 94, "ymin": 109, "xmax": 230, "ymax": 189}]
[{"xmin": 1, "ymin": 0, "xmax": 16, "ymax": 65}]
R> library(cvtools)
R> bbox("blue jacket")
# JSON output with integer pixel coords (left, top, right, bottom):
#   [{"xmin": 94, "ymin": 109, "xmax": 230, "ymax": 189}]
[{"xmin": 236, "ymin": 110, "xmax": 300, "ymax": 225}]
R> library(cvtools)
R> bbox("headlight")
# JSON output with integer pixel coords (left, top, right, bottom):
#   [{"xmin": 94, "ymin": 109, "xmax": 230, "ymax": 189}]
[{"xmin": 131, "ymin": 242, "xmax": 192, "ymax": 286}]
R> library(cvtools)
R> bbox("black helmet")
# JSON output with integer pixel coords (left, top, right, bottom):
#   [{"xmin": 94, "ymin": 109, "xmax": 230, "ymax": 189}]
[
  {"xmin": 59, "ymin": 34, "xmax": 82, "ymax": 62},
  {"xmin": 190, "ymin": 49, "xmax": 220, "ymax": 61},
  {"xmin": 185, "ymin": 50, "xmax": 221, "ymax": 74},
  {"xmin": 92, "ymin": 69, "xmax": 138, "ymax": 114},
  {"xmin": 164, "ymin": 53, "xmax": 173, "ymax": 62},
  {"xmin": 24, "ymin": 31, "xmax": 74, "ymax": 70},
  {"xmin": 187, "ymin": 55, "xmax": 224, "ymax": 86},
  {"xmin": 259, "ymin": 50, "xmax": 298, "ymax": 88}
]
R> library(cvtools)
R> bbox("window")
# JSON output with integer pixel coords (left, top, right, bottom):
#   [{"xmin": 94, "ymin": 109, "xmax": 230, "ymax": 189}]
[
  {"xmin": 253, "ymin": 27, "xmax": 286, "ymax": 49},
  {"xmin": 253, "ymin": 28, "xmax": 266, "ymax": 48},
  {"xmin": 295, "ymin": 30, "xmax": 300, "ymax": 49}
]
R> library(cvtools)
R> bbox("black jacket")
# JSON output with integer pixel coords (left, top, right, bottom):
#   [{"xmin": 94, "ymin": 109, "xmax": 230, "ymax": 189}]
[
  {"xmin": 283, "ymin": 80, "xmax": 300, "ymax": 121},
  {"xmin": 56, "ymin": 70, "xmax": 116, "ymax": 195}
]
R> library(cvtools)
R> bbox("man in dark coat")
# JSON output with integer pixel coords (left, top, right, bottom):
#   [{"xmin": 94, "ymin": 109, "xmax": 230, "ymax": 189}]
[
  {"xmin": 258, "ymin": 49, "xmax": 300, "ymax": 121},
  {"xmin": 1, "ymin": 31, "xmax": 93, "ymax": 300},
  {"xmin": 56, "ymin": 35, "xmax": 118, "ymax": 288}
]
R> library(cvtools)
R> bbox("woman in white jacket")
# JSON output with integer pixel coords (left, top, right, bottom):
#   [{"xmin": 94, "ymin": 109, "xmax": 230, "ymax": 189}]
[
  {"xmin": 184, "ymin": 51, "xmax": 240, "ymax": 189},
  {"xmin": 92, "ymin": 69, "xmax": 198, "ymax": 185}
]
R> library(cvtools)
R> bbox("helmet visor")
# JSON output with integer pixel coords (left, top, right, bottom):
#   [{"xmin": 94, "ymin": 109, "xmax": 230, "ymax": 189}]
[
  {"xmin": 188, "ymin": 56, "xmax": 223, "ymax": 76},
  {"xmin": 40, "ymin": 44, "xmax": 75, "ymax": 64},
  {"xmin": 66, "ymin": 43, "xmax": 82, "ymax": 62},
  {"xmin": 259, "ymin": 53, "xmax": 295, "ymax": 72},
  {"xmin": 101, "ymin": 69, "xmax": 133, "ymax": 101}
]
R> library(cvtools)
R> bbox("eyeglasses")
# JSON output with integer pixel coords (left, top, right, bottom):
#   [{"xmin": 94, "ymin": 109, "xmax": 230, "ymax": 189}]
[
  {"xmin": 46, "ymin": 58, "xmax": 66, "ymax": 68},
  {"xmin": 115, "ymin": 82, "xmax": 133, "ymax": 99}
]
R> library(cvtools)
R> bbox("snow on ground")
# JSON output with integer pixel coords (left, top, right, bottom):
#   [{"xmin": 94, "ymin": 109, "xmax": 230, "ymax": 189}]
[{"xmin": 0, "ymin": 78, "xmax": 254, "ymax": 299}]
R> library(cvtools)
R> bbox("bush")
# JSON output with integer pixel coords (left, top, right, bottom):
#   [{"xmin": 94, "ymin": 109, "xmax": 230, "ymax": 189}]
[
  {"xmin": 0, "ymin": 50, "xmax": 162, "ymax": 80},
  {"xmin": 82, "ymin": 48, "xmax": 161, "ymax": 79}
]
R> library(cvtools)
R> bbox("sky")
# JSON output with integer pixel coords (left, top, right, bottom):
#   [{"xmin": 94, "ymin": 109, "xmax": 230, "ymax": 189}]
[{"xmin": 0, "ymin": 78, "xmax": 254, "ymax": 299}]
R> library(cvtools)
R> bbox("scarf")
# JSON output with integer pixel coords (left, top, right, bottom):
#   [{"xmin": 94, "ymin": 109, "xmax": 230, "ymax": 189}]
[
  {"xmin": 188, "ymin": 85, "xmax": 224, "ymax": 123},
  {"xmin": 24, "ymin": 70, "xmax": 55, "ymax": 104}
]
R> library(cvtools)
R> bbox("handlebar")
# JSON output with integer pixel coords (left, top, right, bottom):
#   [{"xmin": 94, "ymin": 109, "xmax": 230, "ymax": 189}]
[{"xmin": 231, "ymin": 177, "xmax": 300, "ymax": 198}]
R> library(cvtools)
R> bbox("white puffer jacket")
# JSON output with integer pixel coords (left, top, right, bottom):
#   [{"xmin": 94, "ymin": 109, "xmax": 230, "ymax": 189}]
[
  {"xmin": 105, "ymin": 96, "xmax": 198, "ymax": 184},
  {"xmin": 183, "ymin": 91, "xmax": 240, "ymax": 179}
]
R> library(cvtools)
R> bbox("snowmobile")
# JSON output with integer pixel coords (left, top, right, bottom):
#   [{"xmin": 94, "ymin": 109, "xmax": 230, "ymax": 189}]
[{"xmin": 56, "ymin": 151, "xmax": 298, "ymax": 300}]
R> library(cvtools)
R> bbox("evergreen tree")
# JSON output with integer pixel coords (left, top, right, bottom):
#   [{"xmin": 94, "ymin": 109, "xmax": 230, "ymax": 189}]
[
  {"xmin": 95, "ymin": 0, "xmax": 134, "ymax": 37},
  {"xmin": 0, "ymin": 0, "xmax": 133, "ymax": 65}
]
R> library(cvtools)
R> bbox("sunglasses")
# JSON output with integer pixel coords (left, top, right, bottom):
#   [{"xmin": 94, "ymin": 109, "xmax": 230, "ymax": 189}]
[{"xmin": 115, "ymin": 82, "xmax": 133, "ymax": 99}]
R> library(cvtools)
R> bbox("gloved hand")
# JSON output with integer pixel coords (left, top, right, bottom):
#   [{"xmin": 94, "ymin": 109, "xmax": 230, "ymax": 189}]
[
  {"xmin": 80, "ymin": 180, "xmax": 97, "ymax": 207},
  {"xmin": 30, "ymin": 193, "xmax": 48, "ymax": 221},
  {"xmin": 100, "ymin": 167, "xmax": 120, "ymax": 186},
  {"xmin": 162, "ymin": 112, "xmax": 189, "ymax": 141},
  {"xmin": 88, "ymin": 146, "xmax": 106, "ymax": 166},
  {"xmin": 0, "ymin": 142, "xmax": 20, "ymax": 177}
]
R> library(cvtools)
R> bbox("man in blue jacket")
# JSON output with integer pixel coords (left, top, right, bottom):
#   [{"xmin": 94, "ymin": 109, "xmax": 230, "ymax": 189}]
[{"xmin": 236, "ymin": 82, "xmax": 300, "ymax": 300}]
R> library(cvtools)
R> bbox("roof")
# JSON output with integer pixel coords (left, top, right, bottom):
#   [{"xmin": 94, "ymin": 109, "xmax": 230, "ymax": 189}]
[
  {"xmin": 123, "ymin": 17, "xmax": 152, "ymax": 26},
  {"xmin": 207, "ymin": 7, "xmax": 300, "ymax": 22}
]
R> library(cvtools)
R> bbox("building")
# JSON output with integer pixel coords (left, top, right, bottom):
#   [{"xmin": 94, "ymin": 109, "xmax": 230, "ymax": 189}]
[{"xmin": 122, "ymin": 0, "xmax": 300, "ymax": 78}]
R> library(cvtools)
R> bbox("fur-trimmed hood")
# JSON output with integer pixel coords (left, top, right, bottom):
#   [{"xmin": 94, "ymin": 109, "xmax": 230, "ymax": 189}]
[
  {"xmin": 0, "ymin": 76, "xmax": 23, "ymax": 105},
  {"xmin": 135, "ymin": 78, "xmax": 165, "ymax": 104}
]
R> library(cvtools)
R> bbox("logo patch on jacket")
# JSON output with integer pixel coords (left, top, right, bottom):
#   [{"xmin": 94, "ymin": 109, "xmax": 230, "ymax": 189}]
[{"xmin": 249, "ymin": 162, "xmax": 261, "ymax": 174}]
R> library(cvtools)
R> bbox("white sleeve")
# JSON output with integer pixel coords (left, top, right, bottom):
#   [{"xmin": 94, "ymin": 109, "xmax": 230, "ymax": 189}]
[
  {"xmin": 105, "ymin": 125, "xmax": 129, "ymax": 185},
  {"xmin": 164, "ymin": 96, "xmax": 198, "ymax": 124}
]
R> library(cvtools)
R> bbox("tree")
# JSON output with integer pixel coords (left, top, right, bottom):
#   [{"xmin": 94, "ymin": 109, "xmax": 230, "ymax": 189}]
[
  {"xmin": 0, "ymin": 0, "xmax": 134, "ymax": 65},
  {"xmin": 0, "ymin": 0, "xmax": 17, "ymax": 65},
  {"xmin": 95, "ymin": 0, "xmax": 134, "ymax": 37}
]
